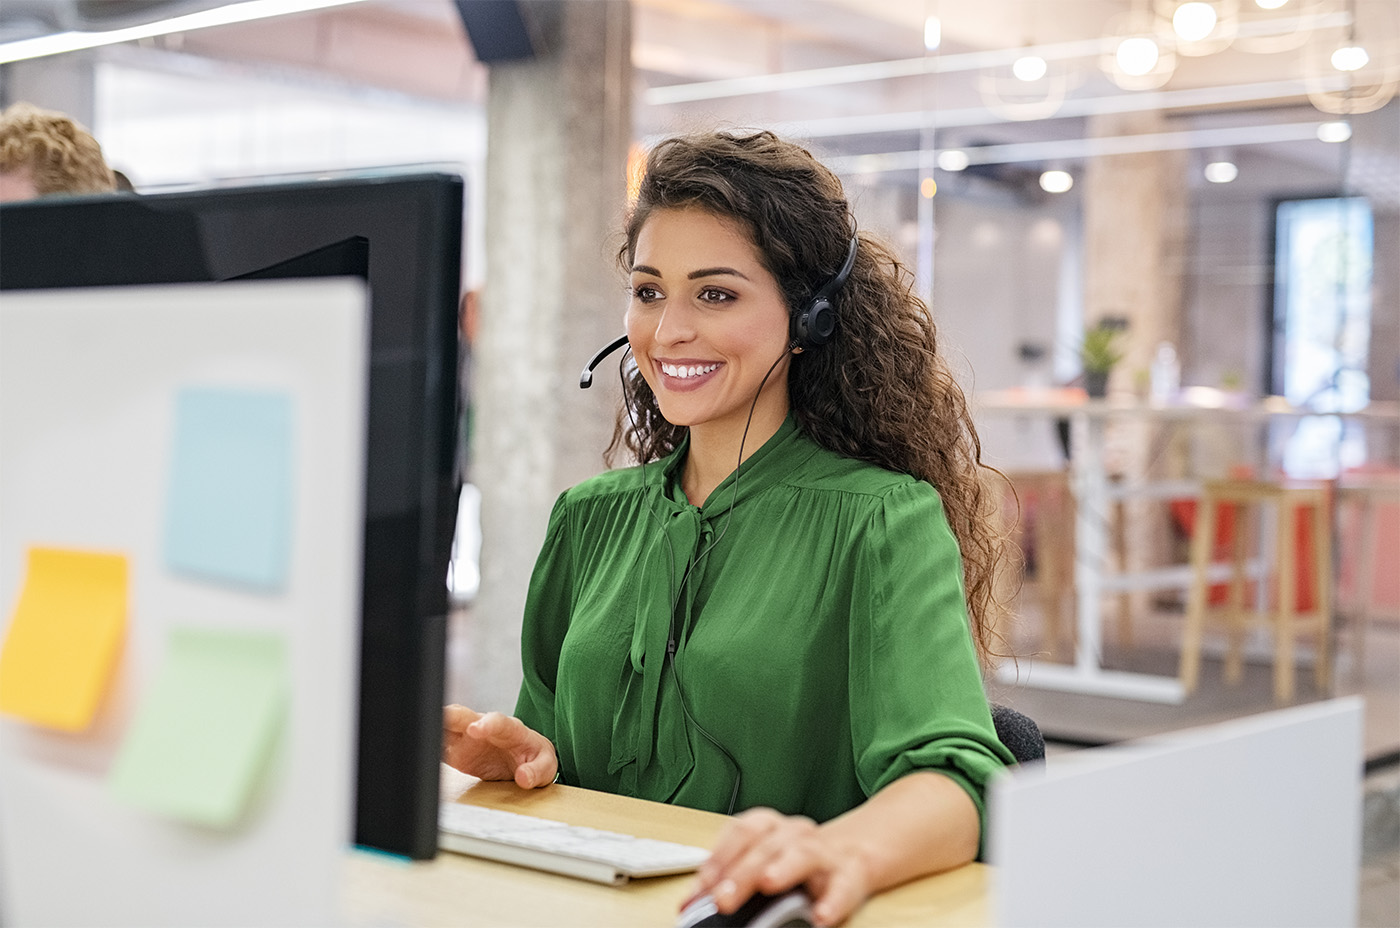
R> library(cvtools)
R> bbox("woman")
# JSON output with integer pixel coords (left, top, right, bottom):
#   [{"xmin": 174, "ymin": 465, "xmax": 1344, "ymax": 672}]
[{"xmin": 443, "ymin": 129, "xmax": 1015, "ymax": 925}]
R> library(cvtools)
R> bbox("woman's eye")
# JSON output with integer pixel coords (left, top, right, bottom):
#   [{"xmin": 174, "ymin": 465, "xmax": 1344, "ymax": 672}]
[
  {"xmin": 698, "ymin": 287, "xmax": 734, "ymax": 304},
  {"xmin": 632, "ymin": 284, "xmax": 662, "ymax": 303}
]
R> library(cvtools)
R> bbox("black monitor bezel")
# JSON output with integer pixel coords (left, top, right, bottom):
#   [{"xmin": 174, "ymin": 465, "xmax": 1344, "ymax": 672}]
[{"xmin": 0, "ymin": 172, "xmax": 463, "ymax": 860}]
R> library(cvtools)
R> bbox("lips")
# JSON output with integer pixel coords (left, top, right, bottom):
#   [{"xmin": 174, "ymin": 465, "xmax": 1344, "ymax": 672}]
[
  {"xmin": 660, "ymin": 361, "xmax": 720, "ymax": 379},
  {"xmin": 657, "ymin": 359, "xmax": 722, "ymax": 390}
]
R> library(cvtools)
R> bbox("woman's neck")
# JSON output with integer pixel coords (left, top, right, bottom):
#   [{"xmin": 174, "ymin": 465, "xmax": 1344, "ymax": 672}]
[{"xmin": 680, "ymin": 403, "xmax": 788, "ymax": 507}]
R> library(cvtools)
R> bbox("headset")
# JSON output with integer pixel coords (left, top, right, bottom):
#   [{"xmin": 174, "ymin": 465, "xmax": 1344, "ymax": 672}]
[
  {"xmin": 579, "ymin": 334, "xmax": 630, "ymax": 388},
  {"xmin": 580, "ymin": 232, "xmax": 860, "ymax": 387},
  {"xmin": 789, "ymin": 234, "xmax": 859, "ymax": 350}
]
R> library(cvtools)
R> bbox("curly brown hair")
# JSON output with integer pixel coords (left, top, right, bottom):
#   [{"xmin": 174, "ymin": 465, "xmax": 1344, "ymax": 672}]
[
  {"xmin": 606, "ymin": 129, "xmax": 1014, "ymax": 667},
  {"xmin": 0, "ymin": 102, "xmax": 116, "ymax": 197}
]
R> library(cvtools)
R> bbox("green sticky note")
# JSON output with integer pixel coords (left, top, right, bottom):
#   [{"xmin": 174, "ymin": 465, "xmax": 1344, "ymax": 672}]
[{"xmin": 109, "ymin": 627, "xmax": 287, "ymax": 829}]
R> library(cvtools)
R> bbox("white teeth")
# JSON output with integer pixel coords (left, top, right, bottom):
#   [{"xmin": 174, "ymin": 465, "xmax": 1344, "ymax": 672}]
[{"xmin": 661, "ymin": 362, "xmax": 719, "ymax": 379}]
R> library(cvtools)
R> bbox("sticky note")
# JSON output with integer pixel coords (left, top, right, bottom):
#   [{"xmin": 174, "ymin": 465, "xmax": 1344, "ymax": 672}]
[
  {"xmin": 0, "ymin": 547, "xmax": 127, "ymax": 732},
  {"xmin": 109, "ymin": 626, "xmax": 287, "ymax": 829},
  {"xmin": 164, "ymin": 387, "xmax": 294, "ymax": 591}
]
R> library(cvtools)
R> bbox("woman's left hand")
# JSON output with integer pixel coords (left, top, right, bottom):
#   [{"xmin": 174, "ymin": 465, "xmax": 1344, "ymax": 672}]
[{"xmin": 690, "ymin": 807, "xmax": 872, "ymax": 927}]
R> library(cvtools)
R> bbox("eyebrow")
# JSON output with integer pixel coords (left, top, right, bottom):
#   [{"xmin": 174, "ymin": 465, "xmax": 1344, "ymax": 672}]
[{"xmin": 630, "ymin": 263, "xmax": 752, "ymax": 282}]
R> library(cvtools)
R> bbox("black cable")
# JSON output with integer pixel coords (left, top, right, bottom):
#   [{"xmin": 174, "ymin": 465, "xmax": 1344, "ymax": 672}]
[
  {"xmin": 665, "ymin": 350, "xmax": 788, "ymax": 814},
  {"xmin": 621, "ymin": 347, "xmax": 789, "ymax": 814}
]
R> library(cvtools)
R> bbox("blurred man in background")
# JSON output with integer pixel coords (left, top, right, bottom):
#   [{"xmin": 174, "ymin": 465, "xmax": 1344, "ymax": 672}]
[{"xmin": 0, "ymin": 102, "xmax": 117, "ymax": 202}]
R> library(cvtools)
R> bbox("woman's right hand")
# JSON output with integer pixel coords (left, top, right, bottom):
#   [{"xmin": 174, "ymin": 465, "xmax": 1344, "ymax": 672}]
[{"xmin": 441, "ymin": 705, "xmax": 558, "ymax": 789}]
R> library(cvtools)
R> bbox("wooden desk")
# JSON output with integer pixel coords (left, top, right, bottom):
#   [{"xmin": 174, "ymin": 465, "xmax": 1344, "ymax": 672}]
[{"xmin": 343, "ymin": 776, "xmax": 990, "ymax": 927}]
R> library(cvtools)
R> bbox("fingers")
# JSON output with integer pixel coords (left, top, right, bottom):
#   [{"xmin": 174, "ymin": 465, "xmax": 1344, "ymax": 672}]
[
  {"xmin": 491, "ymin": 715, "xmax": 557, "ymax": 788},
  {"xmin": 699, "ymin": 811, "xmax": 811, "ymax": 911},
  {"xmin": 806, "ymin": 863, "xmax": 869, "ymax": 928},
  {"xmin": 443, "ymin": 704, "xmax": 483, "ymax": 733},
  {"xmin": 513, "ymin": 752, "xmax": 558, "ymax": 790},
  {"xmin": 465, "ymin": 711, "xmax": 523, "ymax": 744},
  {"xmin": 441, "ymin": 705, "xmax": 484, "ymax": 769},
  {"xmin": 695, "ymin": 810, "xmax": 869, "ymax": 927},
  {"xmin": 757, "ymin": 836, "xmax": 823, "ymax": 894},
  {"xmin": 467, "ymin": 713, "xmax": 544, "ymax": 766},
  {"xmin": 701, "ymin": 808, "xmax": 788, "ymax": 882},
  {"xmin": 442, "ymin": 708, "xmax": 525, "ymax": 779},
  {"xmin": 458, "ymin": 711, "xmax": 558, "ymax": 788}
]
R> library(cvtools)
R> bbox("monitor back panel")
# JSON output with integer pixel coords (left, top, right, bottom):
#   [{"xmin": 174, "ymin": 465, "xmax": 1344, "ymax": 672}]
[{"xmin": 989, "ymin": 697, "xmax": 1364, "ymax": 928}]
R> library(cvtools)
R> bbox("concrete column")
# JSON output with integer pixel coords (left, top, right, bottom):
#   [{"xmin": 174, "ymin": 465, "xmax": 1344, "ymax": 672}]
[
  {"xmin": 1082, "ymin": 111, "xmax": 1189, "ymax": 374},
  {"xmin": 1082, "ymin": 112, "xmax": 1190, "ymax": 620},
  {"xmin": 465, "ymin": 0, "xmax": 632, "ymax": 712}
]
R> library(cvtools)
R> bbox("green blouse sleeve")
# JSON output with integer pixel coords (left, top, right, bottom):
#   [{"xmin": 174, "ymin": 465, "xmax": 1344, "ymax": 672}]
[
  {"xmin": 514, "ymin": 492, "xmax": 574, "ymax": 747},
  {"xmin": 847, "ymin": 481, "xmax": 1012, "ymax": 846}
]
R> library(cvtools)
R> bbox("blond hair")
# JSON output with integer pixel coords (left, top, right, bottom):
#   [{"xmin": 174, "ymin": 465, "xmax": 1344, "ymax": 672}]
[{"xmin": 0, "ymin": 102, "xmax": 116, "ymax": 196}]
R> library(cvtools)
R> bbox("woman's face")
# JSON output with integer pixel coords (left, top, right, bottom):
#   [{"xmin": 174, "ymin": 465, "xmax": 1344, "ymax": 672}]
[{"xmin": 626, "ymin": 207, "xmax": 793, "ymax": 440}]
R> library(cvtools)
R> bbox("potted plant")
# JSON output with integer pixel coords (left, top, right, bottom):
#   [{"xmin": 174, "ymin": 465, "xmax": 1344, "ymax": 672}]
[{"xmin": 1079, "ymin": 318, "xmax": 1126, "ymax": 398}]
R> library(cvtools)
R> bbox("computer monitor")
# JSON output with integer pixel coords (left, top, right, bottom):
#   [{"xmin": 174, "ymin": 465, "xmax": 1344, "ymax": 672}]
[
  {"xmin": 989, "ymin": 697, "xmax": 1364, "ymax": 928},
  {"xmin": 0, "ymin": 172, "xmax": 463, "ymax": 860}
]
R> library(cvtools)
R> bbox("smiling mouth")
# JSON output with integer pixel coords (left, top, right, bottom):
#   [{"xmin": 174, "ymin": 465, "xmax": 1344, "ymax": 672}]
[{"xmin": 659, "ymin": 361, "xmax": 721, "ymax": 380}]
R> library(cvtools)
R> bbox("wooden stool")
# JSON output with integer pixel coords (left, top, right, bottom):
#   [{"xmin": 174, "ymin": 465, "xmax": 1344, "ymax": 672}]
[
  {"xmin": 1003, "ymin": 471, "xmax": 1075, "ymax": 659},
  {"xmin": 1335, "ymin": 473, "xmax": 1400, "ymax": 678},
  {"xmin": 1179, "ymin": 479, "xmax": 1332, "ymax": 704}
]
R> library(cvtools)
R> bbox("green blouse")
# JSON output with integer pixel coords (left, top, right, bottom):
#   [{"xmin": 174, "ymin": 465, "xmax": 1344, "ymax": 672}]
[{"xmin": 515, "ymin": 415, "xmax": 1012, "ymax": 832}]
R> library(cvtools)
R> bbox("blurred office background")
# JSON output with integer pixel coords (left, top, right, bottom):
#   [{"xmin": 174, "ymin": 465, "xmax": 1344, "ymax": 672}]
[{"xmin": 3, "ymin": 0, "xmax": 1397, "ymax": 920}]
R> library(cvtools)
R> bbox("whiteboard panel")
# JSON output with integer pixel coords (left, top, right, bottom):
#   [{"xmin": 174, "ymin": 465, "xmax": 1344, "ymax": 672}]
[{"xmin": 0, "ymin": 280, "xmax": 368, "ymax": 926}]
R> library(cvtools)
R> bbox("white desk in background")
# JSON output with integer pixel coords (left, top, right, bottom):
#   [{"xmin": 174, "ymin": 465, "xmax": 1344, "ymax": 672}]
[{"xmin": 975, "ymin": 388, "xmax": 1400, "ymax": 703}]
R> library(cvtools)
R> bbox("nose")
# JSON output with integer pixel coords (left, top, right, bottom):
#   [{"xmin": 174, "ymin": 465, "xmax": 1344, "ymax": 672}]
[{"xmin": 652, "ymin": 299, "xmax": 696, "ymax": 347}]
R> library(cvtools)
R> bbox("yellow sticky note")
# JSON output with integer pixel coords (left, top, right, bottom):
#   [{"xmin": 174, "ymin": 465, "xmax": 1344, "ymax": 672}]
[{"xmin": 0, "ymin": 547, "xmax": 128, "ymax": 731}]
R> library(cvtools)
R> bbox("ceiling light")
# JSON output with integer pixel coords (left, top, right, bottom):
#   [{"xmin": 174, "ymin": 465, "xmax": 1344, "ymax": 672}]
[
  {"xmin": 920, "ymin": 177, "xmax": 937, "ymax": 198},
  {"xmin": 820, "ymin": 121, "xmax": 1340, "ymax": 178},
  {"xmin": 1330, "ymin": 45, "xmax": 1370, "ymax": 71},
  {"xmin": 1173, "ymin": 2, "xmax": 1219, "ymax": 43},
  {"xmin": 0, "ymin": 0, "xmax": 368, "ymax": 64},
  {"xmin": 1012, "ymin": 55, "xmax": 1048, "ymax": 82},
  {"xmin": 924, "ymin": 16, "xmax": 941, "ymax": 51},
  {"xmin": 1039, "ymin": 170, "xmax": 1073, "ymax": 193},
  {"xmin": 1116, "ymin": 37, "xmax": 1161, "ymax": 76},
  {"xmin": 1204, "ymin": 161, "xmax": 1238, "ymax": 183},
  {"xmin": 1102, "ymin": 9, "xmax": 1178, "ymax": 90},
  {"xmin": 1316, "ymin": 121, "xmax": 1352, "ymax": 143},
  {"xmin": 936, "ymin": 149, "xmax": 970, "ymax": 171},
  {"xmin": 1254, "ymin": 0, "xmax": 1288, "ymax": 7}
]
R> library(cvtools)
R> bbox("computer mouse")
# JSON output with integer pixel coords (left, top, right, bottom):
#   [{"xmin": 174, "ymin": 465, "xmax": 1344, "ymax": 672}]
[{"xmin": 675, "ymin": 889, "xmax": 816, "ymax": 928}]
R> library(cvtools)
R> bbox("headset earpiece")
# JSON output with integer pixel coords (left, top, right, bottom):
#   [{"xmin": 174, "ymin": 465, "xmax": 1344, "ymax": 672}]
[{"xmin": 791, "ymin": 235, "xmax": 858, "ymax": 350}]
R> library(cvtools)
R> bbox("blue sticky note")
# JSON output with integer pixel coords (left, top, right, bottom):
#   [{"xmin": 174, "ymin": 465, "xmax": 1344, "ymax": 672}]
[{"xmin": 164, "ymin": 388, "xmax": 294, "ymax": 591}]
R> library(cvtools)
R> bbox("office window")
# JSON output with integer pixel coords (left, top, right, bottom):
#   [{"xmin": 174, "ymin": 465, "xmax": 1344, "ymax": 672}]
[
  {"xmin": 1271, "ymin": 196, "xmax": 1374, "ymax": 477},
  {"xmin": 94, "ymin": 61, "xmax": 484, "ymax": 190},
  {"xmin": 92, "ymin": 57, "xmax": 487, "ymax": 288}
]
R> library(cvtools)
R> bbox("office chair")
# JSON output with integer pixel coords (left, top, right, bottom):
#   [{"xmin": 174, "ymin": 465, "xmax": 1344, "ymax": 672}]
[{"xmin": 990, "ymin": 703, "xmax": 1045, "ymax": 764}]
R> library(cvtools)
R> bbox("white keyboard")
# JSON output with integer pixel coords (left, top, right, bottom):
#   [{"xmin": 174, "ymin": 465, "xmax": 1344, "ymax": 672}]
[{"xmin": 438, "ymin": 802, "xmax": 711, "ymax": 885}]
